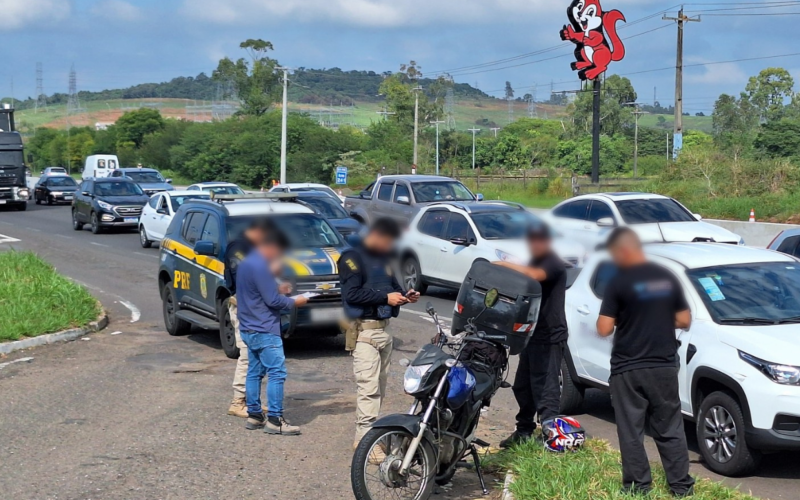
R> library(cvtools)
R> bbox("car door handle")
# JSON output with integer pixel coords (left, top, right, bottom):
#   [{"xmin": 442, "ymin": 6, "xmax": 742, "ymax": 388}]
[{"xmin": 577, "ymin": 305, "xmax": 591, "ymax": 315}]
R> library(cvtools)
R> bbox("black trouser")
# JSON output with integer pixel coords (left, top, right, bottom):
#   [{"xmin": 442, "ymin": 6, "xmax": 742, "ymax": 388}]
[
  {"xmin": 610, "ymin": 366, "xmax": 695, "ymax": 495},
  {"xmin": 512, "ymin": 341, "xmax": 564, "ymax": 434}
]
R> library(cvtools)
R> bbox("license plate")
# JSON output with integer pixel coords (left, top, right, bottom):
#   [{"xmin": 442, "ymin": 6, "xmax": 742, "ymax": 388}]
[
  {"xmin": 310, "ymin": 308, "xmax": 343, "ymax": 323},
  {"xmin": 124, "ymin": 217, "xmax": 138, "ymax": 223},
  {"xmin": 64, "ymin": 196, "xmax": 73, "ymax": 200}
]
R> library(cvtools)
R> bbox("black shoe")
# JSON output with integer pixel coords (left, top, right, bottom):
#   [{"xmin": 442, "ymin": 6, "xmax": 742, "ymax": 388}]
[
  {"xmin": 245, "ymin": 412, "xmax": 266, "ymax": 430},
  {"xmin": 499, "ymin": 431, "xmax": 532, "ymax": 449},
  {"xmin": 672, "ymin": 485, "xmax": 695, "ymax": 498}
]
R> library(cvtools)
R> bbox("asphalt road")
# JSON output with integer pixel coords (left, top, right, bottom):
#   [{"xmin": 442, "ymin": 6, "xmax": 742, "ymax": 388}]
[{"xmin": 0, "ymin": 202, "xmax": 798, "ymax": 500}]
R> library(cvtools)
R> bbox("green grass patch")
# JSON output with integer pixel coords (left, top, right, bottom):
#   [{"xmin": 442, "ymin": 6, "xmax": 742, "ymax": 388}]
[
  {"xmin": 0, "ymin": 251, "xmax": 100, "ymax": 342},
  {"xmin": 488, "ymin": 439, "xmax": 754, "ymax": 500}
]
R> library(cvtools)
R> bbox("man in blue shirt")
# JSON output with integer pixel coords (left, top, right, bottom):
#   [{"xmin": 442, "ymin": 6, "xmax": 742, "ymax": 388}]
[{"xmin": 237, "ymin": 220, "xmax": 309, "ymax": 435}]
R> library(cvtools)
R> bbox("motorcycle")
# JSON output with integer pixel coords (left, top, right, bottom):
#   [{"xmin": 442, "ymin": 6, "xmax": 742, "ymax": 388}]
[{"xmin": 351, "ymin": 289, "xmax": 513, "ymax": 500}]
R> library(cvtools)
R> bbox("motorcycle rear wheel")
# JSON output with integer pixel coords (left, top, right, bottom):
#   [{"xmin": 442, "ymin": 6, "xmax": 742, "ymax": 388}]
[{"xmin": 352, "ymin": 427, "xmax": 436, "ymax": 500}]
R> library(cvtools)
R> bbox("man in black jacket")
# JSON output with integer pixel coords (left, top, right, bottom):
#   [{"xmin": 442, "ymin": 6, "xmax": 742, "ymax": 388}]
[{"xmin": 339, "ymin": 218, "xmax": 419, "ymax": 448}]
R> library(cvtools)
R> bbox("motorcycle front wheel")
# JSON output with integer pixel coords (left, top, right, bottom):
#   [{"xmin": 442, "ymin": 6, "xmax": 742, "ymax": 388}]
[{"xmin": 351, "ymin": 427, "xmax": 436, "ymax": 500}]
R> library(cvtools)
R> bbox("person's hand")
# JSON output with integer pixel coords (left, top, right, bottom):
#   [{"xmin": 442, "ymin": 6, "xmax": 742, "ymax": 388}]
[
  {"xmin": 405, "ymin": 289, "xmax": 421, "ymax": 303},
  {"xmin": 278, "ymin": 282, "xmax": 292, "ymax": 295},
  {"xmin": 270, "ymin": 260, "xmax": 283, "ymax": 275},
  {"xmin": 387, "ymin": 292, "xmax": 409, "ymax": 307},
  {"xmin": 294, "ymin": 295, "xmax": 309, "ymax": 307}
]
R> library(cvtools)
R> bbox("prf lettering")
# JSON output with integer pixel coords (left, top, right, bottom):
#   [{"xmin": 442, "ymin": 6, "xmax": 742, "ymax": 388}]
[{"xmin": 174, "ymin": 271, "xmax": 191, "ymax": 290}]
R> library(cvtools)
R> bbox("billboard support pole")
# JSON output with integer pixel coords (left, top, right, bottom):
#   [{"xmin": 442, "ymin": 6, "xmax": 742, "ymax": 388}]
[{"xmin": 591, "ymin": 79, "xmax": 601, "ymax": 184}]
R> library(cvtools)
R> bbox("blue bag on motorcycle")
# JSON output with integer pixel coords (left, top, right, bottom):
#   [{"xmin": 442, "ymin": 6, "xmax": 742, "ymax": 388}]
[
  {"xmin": 446, "ymin": 364, "xmax": 476, "ymax": 409},
  {"xmin": 452, "ymin": 261, "xmax": 542, "ymax": 355}
]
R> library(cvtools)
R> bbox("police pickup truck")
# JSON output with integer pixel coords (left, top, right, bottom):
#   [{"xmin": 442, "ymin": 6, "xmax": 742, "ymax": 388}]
[{"xmin": 158, "ymin": 193, "xmax": 346, "ymax": 358}]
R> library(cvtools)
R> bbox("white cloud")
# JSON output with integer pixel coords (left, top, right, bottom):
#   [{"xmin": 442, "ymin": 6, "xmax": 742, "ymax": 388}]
[
  {"xmin": 91, "ymin": 0, "xmax": 143, "ymax": 22},
  {"xmin": 181, "ymin": 0, "xmax": 561, "ymax": 28},
  {"xmin": 0, "ymin": 0, "xmax": 70, "ymax": 30},
  {"xmin": 685, "ymin": 61, "xmax": 747, "ymax": 85}
]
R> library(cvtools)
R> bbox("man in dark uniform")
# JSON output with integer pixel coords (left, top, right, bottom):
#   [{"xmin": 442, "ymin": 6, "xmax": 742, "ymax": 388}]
[
  {"xmin": 339, "ymin": 218, "xmax": 419, "ymax": 448},
  {"xmin": 495, "ymin": 220, "xmax": 568, "ymax": 448},
  {"xmin": 226, "ymin": 220, "xmax": 290, "ymax": 417},
  {"xmin": 597, "ymin": 227, "xmax": 694, "ymax": 497}
]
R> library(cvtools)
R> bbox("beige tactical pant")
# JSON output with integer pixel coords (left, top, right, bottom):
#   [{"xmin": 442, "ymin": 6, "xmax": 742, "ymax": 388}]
[
  {"xmin": 353, "ymin": 320, "xmax": 393, "ymax": 442},
  {"xmin": 230, "ymin": 297, "xmax": 249, "ymax": 401}
]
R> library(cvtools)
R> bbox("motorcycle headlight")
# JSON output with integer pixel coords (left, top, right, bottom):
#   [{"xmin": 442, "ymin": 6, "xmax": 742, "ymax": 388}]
[
  {"xmin": 739, "ymin": 351, "xmax": 800, "ymax": 385},
  {"xmin": 403, "ymin": 364, "xmax": 433, "ymax": 394},
  {"xmin": 97, "ymin": 200, "xmax": 114, "ymax": 211}
]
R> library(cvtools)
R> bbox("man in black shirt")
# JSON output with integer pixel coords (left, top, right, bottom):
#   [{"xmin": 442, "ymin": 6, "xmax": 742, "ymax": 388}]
[
  {"xmin": 496, "ymin": 221, "xmax": 568, "ymax": 448},
  {"xmin": 597, "ymin": 227, "xmax": 695, "ymax": 497}
]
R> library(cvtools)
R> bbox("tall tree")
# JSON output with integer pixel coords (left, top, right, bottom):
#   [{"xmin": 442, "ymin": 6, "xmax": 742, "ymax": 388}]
[
  {"xmin": 505, "ymin": 82, "xmax": 514, "ymax": 100},
  {"xmin": 213, "ymin": 39, "xmax": 281, "ymax": 116},
  {"xmin": 711, "ymin": 93, "xmax": 758, "ymax": 158},
  {"xmin": 570, "ymin": 75, "xmax": 636, "ymax": 136},
  {"xmin": 115, "ymin": 108, "xmax": 166, "ymax": 149},
  {"xmin": 744, "ymin": 67, "xmax": 795, "ymax": 122}
]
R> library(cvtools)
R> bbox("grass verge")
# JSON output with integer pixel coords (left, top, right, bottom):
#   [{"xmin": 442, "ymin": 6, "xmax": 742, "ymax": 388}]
[
  {"xmin": 489, "ymin": 439, "xmax": 755, "ymax": 500},
  {"xmin": 0, "ymin": 251, "xmax": 100, "ymax": 342}
]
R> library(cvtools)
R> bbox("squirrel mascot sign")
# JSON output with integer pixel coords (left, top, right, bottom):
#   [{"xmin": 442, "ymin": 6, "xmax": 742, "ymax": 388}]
[{"xmin": 560, "ymin": 0, "xmax": 626, "ymax": 80}]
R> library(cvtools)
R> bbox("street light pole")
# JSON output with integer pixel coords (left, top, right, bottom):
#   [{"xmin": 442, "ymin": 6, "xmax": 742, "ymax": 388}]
[
  {"xmin": 430, "ymin": 120, "xmax": 445, "ymax": 176},
  {"xmin": 623, "ymin": 102, "xmax": 649, "ymax": 178},
  {"xmin": 490, "ymin": 127, "xmax": 501, "ymax": 138},
  {"xmin": 412, "ymin": 86, "xmax": 423, "ymax": 173},
  {"xmin": 278, "ymin": 66, "xmax": 290, "ymax": 185},
  {"xmin": 468, "ymin": 128, "xmax": 481, "ymax": 169}
]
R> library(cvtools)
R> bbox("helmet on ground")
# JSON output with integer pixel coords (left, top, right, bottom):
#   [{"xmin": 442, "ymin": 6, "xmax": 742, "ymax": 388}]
[{"xmin": 542, "ymin": 416, "xmax": 586, "ymax": 453}]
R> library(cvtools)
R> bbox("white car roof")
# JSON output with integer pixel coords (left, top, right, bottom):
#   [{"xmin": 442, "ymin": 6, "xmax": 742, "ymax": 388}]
[
  {"xmin": 166, "ymin": 190, "xmax": 210, "ymax": 197},
  {"xmin": 572, "ymin": 192, "xmax": 670, "ymax": 202},
  {"xmin": 224, "ymin": 200, "xmax": 315, "ymax": 217},
  {"xmin": 646, "ymin": 242, "xmax": 795, "ymax": 269},
  {"xmin": 192, "ymin": 182, "xmax": 239, "ymax": 188},
  {"xmin": 274, "ymin": 183, "xmax": 329, "ymax": 189}
]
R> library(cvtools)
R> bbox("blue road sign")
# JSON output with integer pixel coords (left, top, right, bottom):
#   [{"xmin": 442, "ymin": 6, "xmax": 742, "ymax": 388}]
[{"xmin": 335, "ymin": 166, "xmax": 348, "ymax": 185}]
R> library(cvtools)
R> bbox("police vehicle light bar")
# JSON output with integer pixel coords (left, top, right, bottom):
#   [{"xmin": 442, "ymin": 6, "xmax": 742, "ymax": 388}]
[{"xmin": 210, "ymin": 192, "xmax": 299, "ymax": 203}]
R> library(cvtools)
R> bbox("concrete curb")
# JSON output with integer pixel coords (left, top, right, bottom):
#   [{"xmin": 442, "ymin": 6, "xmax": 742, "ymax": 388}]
[
  {"xmin": 0, "ymin": 305, "xmax": 108, "ymax": 356},
  {"xmin": 501, "ymin": 471, "xmax": 515, "ymax": 500}
]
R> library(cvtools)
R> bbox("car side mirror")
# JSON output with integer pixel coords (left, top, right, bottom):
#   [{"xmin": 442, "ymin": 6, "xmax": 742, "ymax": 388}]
[
  {"xmin": 166, "ymin": 178, "xmax": 173, "ymax": 184},
  {"xmin": 450, "ymin": 237, "xmax": 470, "ymax": 246},
  {"xmin": 596, "ymin": 217, "xmax": 616, "ymax": 228},
  {"xmin": 194, "ymin": 240, "xmax": 216, "ymax": 256},
  {"xmin": 360, "ymin": 190, "xmax": 370, "ymax": 198},
  {"xmin": 476, "ymin": 193, "xmax": 484, "ymax": 202},
  {"xmin": 396, "ymin": 195, "xmax": 410, "ymax": 205},
  {"xmin": 82, "ymin": 191, "xmax": 91, "ymax": 196},
  {"xmin": 693, "ymin": 213, "xmax": 703, "ymax": 221}
]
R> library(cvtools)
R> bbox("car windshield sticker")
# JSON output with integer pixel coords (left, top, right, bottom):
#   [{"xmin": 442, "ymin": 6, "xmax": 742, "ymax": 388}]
[
  {"xmin": 706, "ymin": 273, "xmax": 724, "ymax": 285},
  {"xmin": 698, "ymin": 277, "xmax": 725, "ymax": 302}
]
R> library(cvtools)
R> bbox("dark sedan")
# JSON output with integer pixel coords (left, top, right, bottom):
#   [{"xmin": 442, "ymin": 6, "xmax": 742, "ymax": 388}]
[
  {"xmin": 296, "ymin": 191, "xmax": 362, "ymax": 238},
  {"xmin": 34, "ymin": 175, "xmax": 79, "ymax": 205}
]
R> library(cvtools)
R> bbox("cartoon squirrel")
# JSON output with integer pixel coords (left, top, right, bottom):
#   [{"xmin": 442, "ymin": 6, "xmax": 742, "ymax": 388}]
[{"xmin": 560, "ymin": 0, "xmax": 625, "ymax": 81}]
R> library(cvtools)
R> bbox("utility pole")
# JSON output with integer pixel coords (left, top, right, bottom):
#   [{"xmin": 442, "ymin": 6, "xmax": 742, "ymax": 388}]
[
  {"xmin": 376, "ymin": 110, "xmax": 396, "ymax": 120},
  {"xmin": 663, "ymin": 7, "xmax": 700, "ymax": 159},
  {"xmin": 430, "ymin": 120, "xmax": 445, "ymax": 176},
  {"xmin": 490, "ymin": 127, "xmax": 501, "ymax": 138},
  {"xmin": 624, "ymin": 102, "xmax": 649, "ymax": 178},
  {"xmin": 278, "ymin": 67, "xmax": 290, "ymax": 185},
  {"xmin": 412, "ymin": 86, "xmax": 423, "ymax": 173},
  {"xmin": 468, "ymin": 128, "xmax": 481, "ymax": 169}
]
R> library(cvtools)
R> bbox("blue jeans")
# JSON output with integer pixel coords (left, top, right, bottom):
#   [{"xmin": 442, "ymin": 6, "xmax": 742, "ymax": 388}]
[{"xmin": 240, "ymin": 331, "xmax": 287, "ymax": 417}]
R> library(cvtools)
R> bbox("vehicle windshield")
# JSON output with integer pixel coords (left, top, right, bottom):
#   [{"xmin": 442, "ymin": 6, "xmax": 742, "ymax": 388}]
[
  {"xmin": 615, "ymin": 198, "xmax": 695, "ymax": 224},
  {"xmin": 47, "ymin": 168, "xmax": 67, "ymax": 174},
  {"xmin": 301, "ymin": 196, "xmax": 348, "ymax": 219},
  {"xmin": 47, "ymin": 177, "xmax": 77, "ymax": 187},
  {"xmin": 125, "ymin": 171, "xmax": 165, "ymax": 183},
  {"xmin": 227, "ymin": 214, "xmax": 343, "ymax": 248},
  {"xmin": 292, "ymin": 186, "xmax": 339, "ymax": 199},
  {"xmin": 687, "ymin": 262, "xmax": 800, "ymax": 325},
  {"xmin": 0, "ymin": 151, "xmax": 23, "ymax": 167},
  {"xmin": 94, "ymin": 181, "xmax": 144, "ymax": 197},
  {"xmin": 169, "ymin": 194, "xmax": 209, "ymax": 212},
  {"xmin": 205, "ymin": 186, "xmax": 244, "ymax": 195},
  {"xmin": 471, "ymin": 211, "xmax": 538, "ymax": 240},
  {"xmin": 411, "ymin": 181, "xmax": 474, "ymax": 202}
]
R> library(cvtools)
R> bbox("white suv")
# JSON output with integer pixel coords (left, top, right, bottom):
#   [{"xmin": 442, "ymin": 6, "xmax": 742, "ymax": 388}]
[
  {"xmin": 561, "ymin": 242, "xmax": 800, "ymax": 476},
  {"xmin": 399, "ymin": 202, "xmax": 584, "ymax": 294},
  {"xmin": 139, "ymin": 191, "xmax": 210, "ymax": 248}
]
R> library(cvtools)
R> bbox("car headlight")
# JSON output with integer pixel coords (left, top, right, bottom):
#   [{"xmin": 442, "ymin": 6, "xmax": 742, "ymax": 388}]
[
  {"xmin": 97, "ymin": 200, "xmax": 114, "ymax": 211},
  {"xmin": 18, "ymin": 189, "xmax": 29, "ymax": 198},
  {"xmin": 739, "ymin": 351, "xmax": 800, "ymax": 385},
  {"xmin": 496, "ymin": 249, "xmax": 522, "ymax": 264},
  {"xmin": 403, "ymin": 364, "xmax": 433, "ymax": 394},
  {"xmin": 738, "ymin": 237, "xmax": 746, "ymax": 246}
]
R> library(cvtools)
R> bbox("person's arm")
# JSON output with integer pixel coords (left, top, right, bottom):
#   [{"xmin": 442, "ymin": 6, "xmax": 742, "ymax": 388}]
[
  {"xmin": 339, "ymin": 253, "xmax": 399, "ymax": 306},
  {"xmin": 493, "ymin": 261, "xmax": 547, "ymax": 282},
  {"xmin": 254, "ymin": 262, "xmax": 296, "ymax": 310},
  {"xmin": 597, "ymin": 278, "xmax": 619, "ymax": 337},
  {"xmin": 675, "ymin": 309, "xmax": 691, "ymax": 329},
  {"xmin": 673, "ymin": 277, "xmax": 692, "ymax": 329}
]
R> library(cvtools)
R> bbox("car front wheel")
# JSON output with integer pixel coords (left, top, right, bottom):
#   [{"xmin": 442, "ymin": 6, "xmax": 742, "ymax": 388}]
[
  {"xmin": 559, "ymin": 357, "xmax": 585, "ymax": 414},
  {"xmin": 696, "ymin": 391, "xmax": 762, "ymax": 477},
  {"xmin": 91, "ymin": 212, "xmax": 102, "ymax": 234},
  {"xmin": 72, "ymin": 209, "xmax": 84, "ymax": 230},
  {"xmin": 219, "ymin": 298, "xmax": 240, "ymax": 359},
  {"xmin": 402, "ymin": 256, "xmax": 428, "ymax": 295},
  {"xmin": 162, "ymin": 285, "xmax": 191, "ymax": 336}
]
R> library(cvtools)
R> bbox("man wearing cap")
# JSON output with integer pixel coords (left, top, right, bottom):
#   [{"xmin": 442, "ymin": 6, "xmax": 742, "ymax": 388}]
[{"xmin": 495, "ymin": 219, "xmax": 569, "ymax": 448}]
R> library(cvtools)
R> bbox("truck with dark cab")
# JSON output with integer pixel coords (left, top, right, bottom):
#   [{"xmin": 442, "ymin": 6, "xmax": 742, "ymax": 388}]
[{"xmin": 0, "ymin": 106, "xmax": 29, "ymax": 211}]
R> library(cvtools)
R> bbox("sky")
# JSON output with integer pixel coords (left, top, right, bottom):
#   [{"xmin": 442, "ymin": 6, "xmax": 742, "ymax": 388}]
[{"xmin": 1, "ymin": 0, "xmax": 799, "ymax": 114}]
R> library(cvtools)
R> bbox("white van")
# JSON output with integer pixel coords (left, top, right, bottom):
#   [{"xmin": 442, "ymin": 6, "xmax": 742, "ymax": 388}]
[{"xmin": 82, "ymin": 155, "xmax": 120, "ymax": 180}]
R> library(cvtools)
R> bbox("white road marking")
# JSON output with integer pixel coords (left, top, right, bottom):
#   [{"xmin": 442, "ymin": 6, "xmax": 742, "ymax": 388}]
[
  {"xmin": 0, "ymin": 221, "xmax": 12, "ymax": 225},
  {"xmin": 118, "ymin": 300, "xmax": 141, "ymax": 323},
  {"xmin": 0, "ymin": 357, "xmax": 34, "ymax": 370},
  {"xmin": 0, "ymin": 233, "xmax": 21, "ymax": 243},
  {"xmin": 55, "ymin": 234, "xmax": 72, "ymax": 239},
  {"xmin": 90, "ymin": 242, "xmax": 109, "ymax": 248},
  {"xmin": 134, "ymin": 251, "xmax": 159, "ymax": 259}
]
